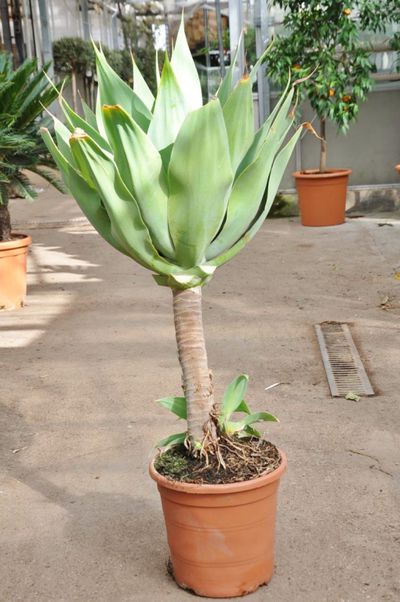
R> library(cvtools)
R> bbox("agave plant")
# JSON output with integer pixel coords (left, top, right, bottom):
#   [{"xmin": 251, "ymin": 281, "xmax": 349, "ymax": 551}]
[{"xmin": 41, "ymin": 19, "xmax": 302, "ymax": 455}]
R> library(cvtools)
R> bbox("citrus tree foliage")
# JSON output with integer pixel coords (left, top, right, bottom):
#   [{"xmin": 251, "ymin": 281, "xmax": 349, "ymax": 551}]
[{"xmin": 267, "ymin": 1, "xmax": 400, "ymax": 132}]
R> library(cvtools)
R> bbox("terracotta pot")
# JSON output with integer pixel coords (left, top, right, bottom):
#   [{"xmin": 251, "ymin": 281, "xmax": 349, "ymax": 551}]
[
  {"xmin": 150, "ymin": 450, "xmax": 287, "ymax": 598},
  {"xmin": 396, "ymin": 164, "xmax": 400, "ymax": 175},
  {"xmin": 0, "ymin": 234, "xmax": 32, "ymax": 310},
  {"xmin": 294, "ymin": 168, "xmax": 352, "ymax": 227}
]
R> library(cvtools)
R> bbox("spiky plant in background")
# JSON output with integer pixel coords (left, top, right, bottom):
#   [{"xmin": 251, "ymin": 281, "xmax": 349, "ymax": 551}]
[
  {"xmin": 41, "ymin": 19, "xmax": 302, "ymax": 458},
  {"xmin": 0, "ymin": 53, "xmax": 64, "ymax": 242}
]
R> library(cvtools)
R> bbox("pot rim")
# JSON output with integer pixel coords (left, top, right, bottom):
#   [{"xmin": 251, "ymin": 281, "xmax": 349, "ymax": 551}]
[
  {"xmin": 293, "ymin": 168, "xmax": 352, "ymax": 180},
  {"xmin": 149, "ymin": 448, "xmax": 287, "ymax": 494},
  {"xmin": 0, "ymin": 234, "xmax": 32, "ymax": 251}
]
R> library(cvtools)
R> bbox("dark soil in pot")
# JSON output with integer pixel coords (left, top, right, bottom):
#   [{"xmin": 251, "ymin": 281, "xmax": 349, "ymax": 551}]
[{"xmin": 154, "ymin": 437, "xmax": 281, "ymax": 485}]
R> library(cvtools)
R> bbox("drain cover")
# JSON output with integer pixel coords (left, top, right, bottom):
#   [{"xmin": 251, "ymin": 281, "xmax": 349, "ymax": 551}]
[{"xmin": 315, "ymin": 322, "xmax": 374, "ymax": 397}]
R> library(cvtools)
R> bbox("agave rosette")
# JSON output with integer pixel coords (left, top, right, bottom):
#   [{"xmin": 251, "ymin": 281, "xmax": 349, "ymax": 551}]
[{"xmin": 41, "ymin": 19, "xmax": 301, "ymax": 289}]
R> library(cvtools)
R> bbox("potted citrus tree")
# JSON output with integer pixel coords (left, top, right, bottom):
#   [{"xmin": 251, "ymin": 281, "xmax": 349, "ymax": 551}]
[
  {"xmin": 42, "ymin": 21, "xmax": 302, "ymax": 598},
  {"xmin": 267, "ymin": 0, "xmax": 399, "ymax": 226},
  {"xmin": 0, "ymin": 53, "xmax": 63, "ymax": 310}
]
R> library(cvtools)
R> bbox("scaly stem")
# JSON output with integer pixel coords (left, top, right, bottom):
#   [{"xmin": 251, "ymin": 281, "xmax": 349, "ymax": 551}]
[
  {"xmin": 172, "ymin": 286, "xmax": 217, "ymax": 451},
  {"xmin": 319, "ymin": 117, "xmax": 327, "ymax": 173},
  {"xmin": 0, "ymin": 185, "xmax": 12, "ymax": 242}
]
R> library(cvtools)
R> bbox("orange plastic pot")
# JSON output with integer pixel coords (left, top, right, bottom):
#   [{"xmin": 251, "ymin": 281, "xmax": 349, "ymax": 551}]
[
  {"xmin": 150, "ymin": 450, "xmax": 287, "ymax": 598},
  {"xmin": 0, "ymin": 234, "xmax": 32, "ymax": 310},
  {"xmin": 294, "ymin": 169, "xmax": 351, "ymax": 227}
]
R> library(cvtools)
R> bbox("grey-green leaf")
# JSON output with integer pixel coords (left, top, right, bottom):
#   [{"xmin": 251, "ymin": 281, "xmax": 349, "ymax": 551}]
[
  {"xmin": 68, "ymin": 132, "xmax": 178, "ymax": 275},
  {"xmin": 221, "ymin": 374, "xmax": 249, "ymax": 422},
  {"xmin": 101, "ymin": 104, "xmax": 174, "ymax": 259},
  {"xmin": 170, "ymin": 14, "xmax": 203, "ymax": 112},
  {"xmin": 156, "ymin": 432, "xmax": 186, "ymax": 449},
  {"xmin": 157, "ymin": 396, "xmax": 187, "ymax": 420},
  {"xmin": 41, "ymin": 128, "xmax": 128, "ymax": 256},
  {"xmin": 168, "ymin": 99, "xmax": 233, "ymax": 267},
  {"xmin": 93, "ymin": 43, "xmax": 152, "ymax": 131},
  {"xmin": 148, "ymin": 53, "xmax": 187, "ymax": 150},
  {"xmin": 222, "ymin": 76, "xmax": 254, "ymax": 174},
  {"xmin": 208, "ymin": 126, "xmax": 302, "ymax": 268},
  {"xmin": 235, "ymin": 411, "xmax": 279, "ymax": 430}
]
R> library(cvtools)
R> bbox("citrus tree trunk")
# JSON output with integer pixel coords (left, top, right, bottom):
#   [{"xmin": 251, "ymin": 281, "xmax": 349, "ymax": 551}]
[
  {"xmin": 172, "ymin": 286, "xmax": 216, "ymax": 449},
  {"xmin": 319, "ymin": 118, "xmax": 327, "ymax": 173}
]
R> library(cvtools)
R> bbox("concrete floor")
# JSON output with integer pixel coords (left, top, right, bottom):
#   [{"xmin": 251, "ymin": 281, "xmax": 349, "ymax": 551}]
[{"xmin": 1, "ymin": 183, "xmax": 400, "ymax": 601}]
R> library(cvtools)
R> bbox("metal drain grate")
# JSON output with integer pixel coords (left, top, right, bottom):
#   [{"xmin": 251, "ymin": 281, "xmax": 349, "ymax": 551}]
[{"xmin": 315, "ymin": 322, "xmax": 374, "ymax": 397}]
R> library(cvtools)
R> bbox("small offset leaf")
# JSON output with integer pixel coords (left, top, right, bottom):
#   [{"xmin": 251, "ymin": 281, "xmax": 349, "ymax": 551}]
[
  {"xmin": 243, "ymin": 425, "xmax": 261, "ymax": 438},
  {"xmin": 236, "ymin": 400, "xmax": 251, "ymax": 414},
  {"xmin": 235, "ymin": 411, "xmax": 279, "ymax": 430},
  {"xmin": 156, "ymin": 432, "xmax": 186, "ymax": 449},
  {"xmin": 156, "ymin": 396, "xmax": 187, "ymax": 419},
  {"xmin": 221, "ymin": 374, "xmax": 249, "ymax": 421}
]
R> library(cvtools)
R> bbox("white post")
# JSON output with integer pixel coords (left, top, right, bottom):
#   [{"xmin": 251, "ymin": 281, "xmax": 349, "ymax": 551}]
[
  {"xmin": 228, "ymin": 0, "xmax": 245, "ymax": 84},
  {"xmin": 37, "ymin": 0, "xmax": 53, "ymax": 75}
]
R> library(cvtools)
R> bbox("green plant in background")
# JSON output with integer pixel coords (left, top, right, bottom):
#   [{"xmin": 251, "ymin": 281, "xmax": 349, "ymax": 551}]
[
  {"xmin": 0, "ymin": 53, "xmax": 63, "ymax": 242},
  {"xmin": 53, "ymin": 36, "xmax": 157, "ymax": 110},
  {"xmin": 266, "ymin": 0, "xmax": 400, "ymax": 172},
  {"xmin": 53, "ymin": 37, "xmax": 93, "ymax": 111},
  {"xmin": 42, "ymin": 19, "xmax": 302, "ymax": 458}
]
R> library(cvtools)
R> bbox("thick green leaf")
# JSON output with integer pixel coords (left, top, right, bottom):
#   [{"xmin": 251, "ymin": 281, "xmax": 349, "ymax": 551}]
[
  {"xmin": 206, "ymin": 120, "xmax": 294, "ymax": 260},
  {"xmin": 156, "ymin": 396, "xmax": 187, "ymax": 419},
  {"xmin": 208, "ymin": 126, "xmax": 302, "ymax": 268},
  {"xmin": 40, "ymin": 128, "xmax": 128, "ymax": 255},
  {"xmin": 148, "ymin": 54, "xmax": 187, "ymax": 150},
  {"xmin": 93, "ymin": 43, "xmax": 152, "ymax": 131},
  {"xmin": 170, "ymin": 14, "xmax": 202, "ymax": 112},
  {"xmin": 81, "ymin": 98, "xmax": 98, "ymax": 129},
  {"xmin": 222, "ymin": 76, "xmax": 254, "ymax": 173},
  {"xmin": 61, "ymin": 97, "xmax": 111, "ymax": 153},
  {"xmin": 156, "ymin": 432, "xmax": 186, "ymax": 449},
  {"xmin": 68, "ymin": 132, "xmax": 179, "ymax": 275},
  {"xmin": 243, "ymin": 425, "xmax": 261, "ymax": 438},
  {"xmin": 235, "ymin": 411, "xmax": 279, "ymax": 430},
  {"xmin": 132, "ymin": 56, "xmax": 154, "ymax": 111},
  {"xmin": 221, "ymin": 374, "xmax": 249, "ymax": 422},
  {"xmin": 236, "ymin": 84, "xmax": 294, "ymax": 177},
  {"xmin": 236, "ymin": 400, "xmax": 251, "ymax": 414},
  {"xmin": 249, "ymin": 40, "xmax": 274, "ymax": 85},
  {"xmin": 101, "ymin": 104, "xmax": 174, "ymax": 259},
  {"xmin": 216, "ymin": 32, "xmax": 243, "ymax": 106},
  {"xmin": 155, "ymin": 49, "xmax": 161, "ymax": 88},
  {"xmin": 168, "ymin": 99, "xmax": 233, "ymax": 267}
]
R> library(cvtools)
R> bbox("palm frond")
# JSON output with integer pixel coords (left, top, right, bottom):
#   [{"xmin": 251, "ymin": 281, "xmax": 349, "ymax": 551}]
[{"xmin": 28, "ymin": 166, "xmax": 67, "ymax": 194}]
